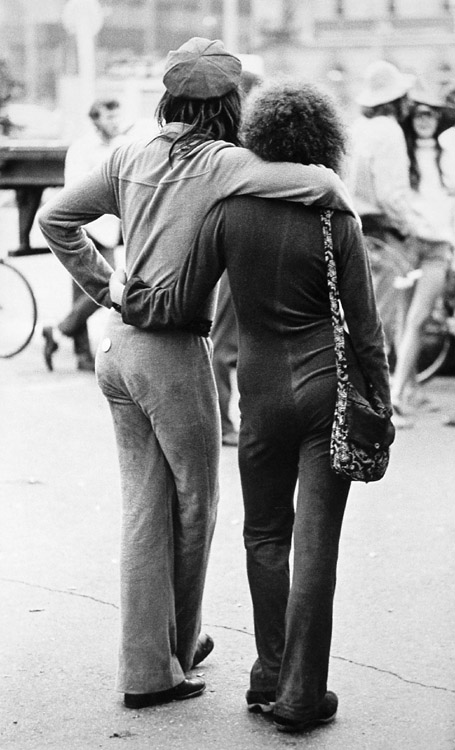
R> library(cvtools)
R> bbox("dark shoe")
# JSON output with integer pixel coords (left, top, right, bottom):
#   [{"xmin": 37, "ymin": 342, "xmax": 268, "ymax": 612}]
[
  {"xmin": 273, "ymin": 690, "xmax": 338, "ymax": 732},
  {"xmin": 77, "ymin": 354, "xmax": 95, "ymax": 372},
  {"xmin": 42, "ymin": 326, "xmax": 58, "ymax": 371},
  {"xmin": 246, "ymin": 689, "xmax": 276, "ymax": 713},
  {"xmin": 191, "ymin": 633, "xmax": 214, "ymax": 668},
  {"xmin": 222, "ymin": 430, "xmax": 239, "ymax": 447},
  {"xmin": 124, "ymin": 677, "xmax": 205, "ymax": 709}
]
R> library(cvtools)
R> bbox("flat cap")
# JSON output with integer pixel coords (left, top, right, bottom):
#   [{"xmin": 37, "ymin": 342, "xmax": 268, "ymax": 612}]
[{"xmin": 163, "ymin": 37, "xmax": 242, "ymax": 100}]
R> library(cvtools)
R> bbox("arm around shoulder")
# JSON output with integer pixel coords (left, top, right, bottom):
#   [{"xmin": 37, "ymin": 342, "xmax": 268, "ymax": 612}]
[{"xmin": 215, "ymin": 147, "xmax": 358, "ymax": 218}]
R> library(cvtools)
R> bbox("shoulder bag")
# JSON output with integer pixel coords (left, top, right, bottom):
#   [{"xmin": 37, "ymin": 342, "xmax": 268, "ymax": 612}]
[{"xmin": 320, "ymin": 209, "xmax": 395, "ymax": 483}]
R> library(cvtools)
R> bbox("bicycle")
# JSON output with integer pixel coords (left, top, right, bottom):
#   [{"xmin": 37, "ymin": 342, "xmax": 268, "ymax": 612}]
[
  {"xmin": 0, "ymin": 256, "xmax": 38, "ymax": 358},
  {"xmin": 415, "ymin": 273, "xmax": 455, "ymax": 383},
  {"xmin": 364, "ymin": 235, "xmax": 455, "ymax": 384}
]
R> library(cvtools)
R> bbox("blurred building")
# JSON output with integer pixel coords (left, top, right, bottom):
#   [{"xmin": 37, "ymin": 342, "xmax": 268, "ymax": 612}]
[
  {"xmin": 270, "ymin": 0, "xmax": 455, "ymax": 117},
  {"xmin": 0, "ymin": 0, "xmax": 455, "ymax": 128}
]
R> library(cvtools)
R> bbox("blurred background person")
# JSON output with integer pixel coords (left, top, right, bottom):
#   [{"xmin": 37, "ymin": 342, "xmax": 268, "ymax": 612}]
[
  {"xmin": 347, "ymin": 60, "xmax": 421, "ymax": 382},
  {"xmin": 211, "ymin": 65, "xmax": 262, "ymax": 447},
  {"xmin": 439, "ymin": 86, "xmax": 455, "ymax": 427},
  {"xmin": 42, "ymin": 98, "xmax": 124, "ymax": 372},
  {"xmin": 211, "ymin": 271, "xmax": 239, "ymax": 445},
  {"xmin": 390, "ymin": 88, "xmax": 455, "ymax": 425},
  {"xmin": 0, "ymin": 57, "xmax": 21, "ymax": 137}
]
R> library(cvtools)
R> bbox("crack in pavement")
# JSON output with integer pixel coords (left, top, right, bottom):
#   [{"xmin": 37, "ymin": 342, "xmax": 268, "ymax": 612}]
[
  {"xmin": 3, "ymin": 578, "xmax": 453, "ymax": 695},
  {"xmin": 204, "ymin": 624, "xmax": 455, "ymax": 695},
  {"xmin": 329, "ymin": 654, "xmax": 455, "ymax": 694},
  {"xmin": 1, "ymin": 577, "xmax": 119, "ymax": 609}
]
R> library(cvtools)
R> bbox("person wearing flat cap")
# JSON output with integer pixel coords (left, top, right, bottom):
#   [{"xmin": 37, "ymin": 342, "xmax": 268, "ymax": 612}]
[
  {"xmin": 347, "ymin": 60, "xmax": 422, "ymax": 364},
  {"xmin": 38, "ymin": 36, "xmax": 356, "ymax": 710}
]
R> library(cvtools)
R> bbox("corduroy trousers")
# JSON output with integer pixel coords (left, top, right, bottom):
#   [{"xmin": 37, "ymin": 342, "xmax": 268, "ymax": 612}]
[{"xmin": 96, "ymin": 313, "xmax": 220, "ymax": 693}]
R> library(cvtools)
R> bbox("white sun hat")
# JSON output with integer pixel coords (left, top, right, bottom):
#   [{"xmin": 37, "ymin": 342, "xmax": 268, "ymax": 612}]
[{"xmin": 356, "ymin": 60, "xmax": 414, "ymax": 108}]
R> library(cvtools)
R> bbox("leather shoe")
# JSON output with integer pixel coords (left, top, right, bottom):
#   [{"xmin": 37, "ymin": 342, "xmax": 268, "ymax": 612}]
[
  {"xmin": 191, "ymin": 633, "xmax": 214, "ymax": 668},
  {"xmin": 273, "ymin": 690, "xmax": 338, "ymax": 733},
  {"xmin": 124, "ymin": 676, "xmax": 205, "ymax": 709},
  {"xmin": 42, "ymin": 326, "xmax": 58, "ymax": 372}
]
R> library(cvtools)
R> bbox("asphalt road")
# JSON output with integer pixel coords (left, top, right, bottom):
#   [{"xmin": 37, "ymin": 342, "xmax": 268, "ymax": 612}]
[{"xmin": 1, "ymin": 229, "xmax": 455, "ymax": 749}]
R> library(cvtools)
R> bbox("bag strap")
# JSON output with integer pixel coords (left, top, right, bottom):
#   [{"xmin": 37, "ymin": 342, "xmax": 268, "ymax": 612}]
[{"xmin": 320, "ymin": 209, "xmax": 349, "ymax": 384}]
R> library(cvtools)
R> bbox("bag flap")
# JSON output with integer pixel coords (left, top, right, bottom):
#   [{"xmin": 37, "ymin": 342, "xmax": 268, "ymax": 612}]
[{"xmin": 345, "ymin": 384, "xmax": 395, "ymax": 449}]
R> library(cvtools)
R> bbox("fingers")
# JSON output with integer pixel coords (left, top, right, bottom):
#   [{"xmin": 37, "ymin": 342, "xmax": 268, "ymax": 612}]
[{"xmin": 114, "ymin": 267, "xmax": 127, "ymax": 283}]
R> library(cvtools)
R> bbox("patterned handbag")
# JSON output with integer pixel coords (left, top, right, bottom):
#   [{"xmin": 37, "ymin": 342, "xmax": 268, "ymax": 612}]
[{"xmin": 320, "ymin": 210, "xmax": 395, "ymax": 483}]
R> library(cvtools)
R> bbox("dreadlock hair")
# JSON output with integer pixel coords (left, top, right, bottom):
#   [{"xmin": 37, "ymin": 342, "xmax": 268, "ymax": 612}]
[{"xmin": 156, "ymin": 88, "xmax": 242, "ymax": 164}]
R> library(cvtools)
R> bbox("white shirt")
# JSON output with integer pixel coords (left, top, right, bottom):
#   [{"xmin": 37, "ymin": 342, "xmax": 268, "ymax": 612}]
[
  {"xmin": 410, "ymin": 137, "xmax": 455, "ymax": 243},
  {"xmin": 346, "ymin": 114, "xmax": 418, "ymax": 236},
  {"xmin": 64, "ymin": 128, "xmax": 127, "ymax": 247}
]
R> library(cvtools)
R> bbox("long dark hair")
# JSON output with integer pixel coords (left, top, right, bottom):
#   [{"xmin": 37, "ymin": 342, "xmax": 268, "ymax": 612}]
[
  {"xmin": 361, "ymin": 97, "xmax": 408, "ymax": 123},
  {"xmin": 402, "ymin": 105, "xmax": 445, "ymax": 190},
  {"xmin": 156, "ymin": 89, "xmax": 242, "ymax": 164}
]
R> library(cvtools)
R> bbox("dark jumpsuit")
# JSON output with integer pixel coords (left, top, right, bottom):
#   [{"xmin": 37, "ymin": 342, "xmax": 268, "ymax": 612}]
[{"xmin": 122, "ymin": 196, "xmax": 391, "ymax": 723}]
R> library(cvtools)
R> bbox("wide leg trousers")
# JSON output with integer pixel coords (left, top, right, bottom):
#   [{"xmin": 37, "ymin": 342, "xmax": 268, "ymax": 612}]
[
  {"xmin": 96, "ymin": 314, "xmax": 220, "ymax": 693},
  {"xmin": 239, "ymin": 373, "xmax": 350, "ymax": 721}
]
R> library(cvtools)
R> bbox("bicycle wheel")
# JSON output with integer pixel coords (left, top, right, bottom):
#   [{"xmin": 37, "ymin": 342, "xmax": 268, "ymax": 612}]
[
  {"xmin": 364, "ymin": 235, "xmax": 397, "ymax": 275},
  {"xmin": 364, "ymin": 235, "xmax": 410, "ymax": 358},
  {"xmin": 364, "ymin": 235, "xmax": 453, "ymax": 382},
  {"xmin": 0, "ymin": 260, "xmax": 38, "ymax": 358},
  {"xmin": 416, "ymin": 297, "xmax": 452, "ymax": 384},
  {"xmin": 364, "ymin": 235, "xmax": 413, "ymax": 279}
]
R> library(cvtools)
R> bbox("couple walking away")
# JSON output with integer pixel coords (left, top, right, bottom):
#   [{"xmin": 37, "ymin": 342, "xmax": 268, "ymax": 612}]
[{"xmin": 38, "ymin": 37, "xmax": 391, "ymax": 734}]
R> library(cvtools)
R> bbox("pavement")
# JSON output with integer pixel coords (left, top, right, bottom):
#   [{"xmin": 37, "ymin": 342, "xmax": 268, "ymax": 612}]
[{"xmin": 1, "ymin": 232, "xmax": 455, "ymax": 749}]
